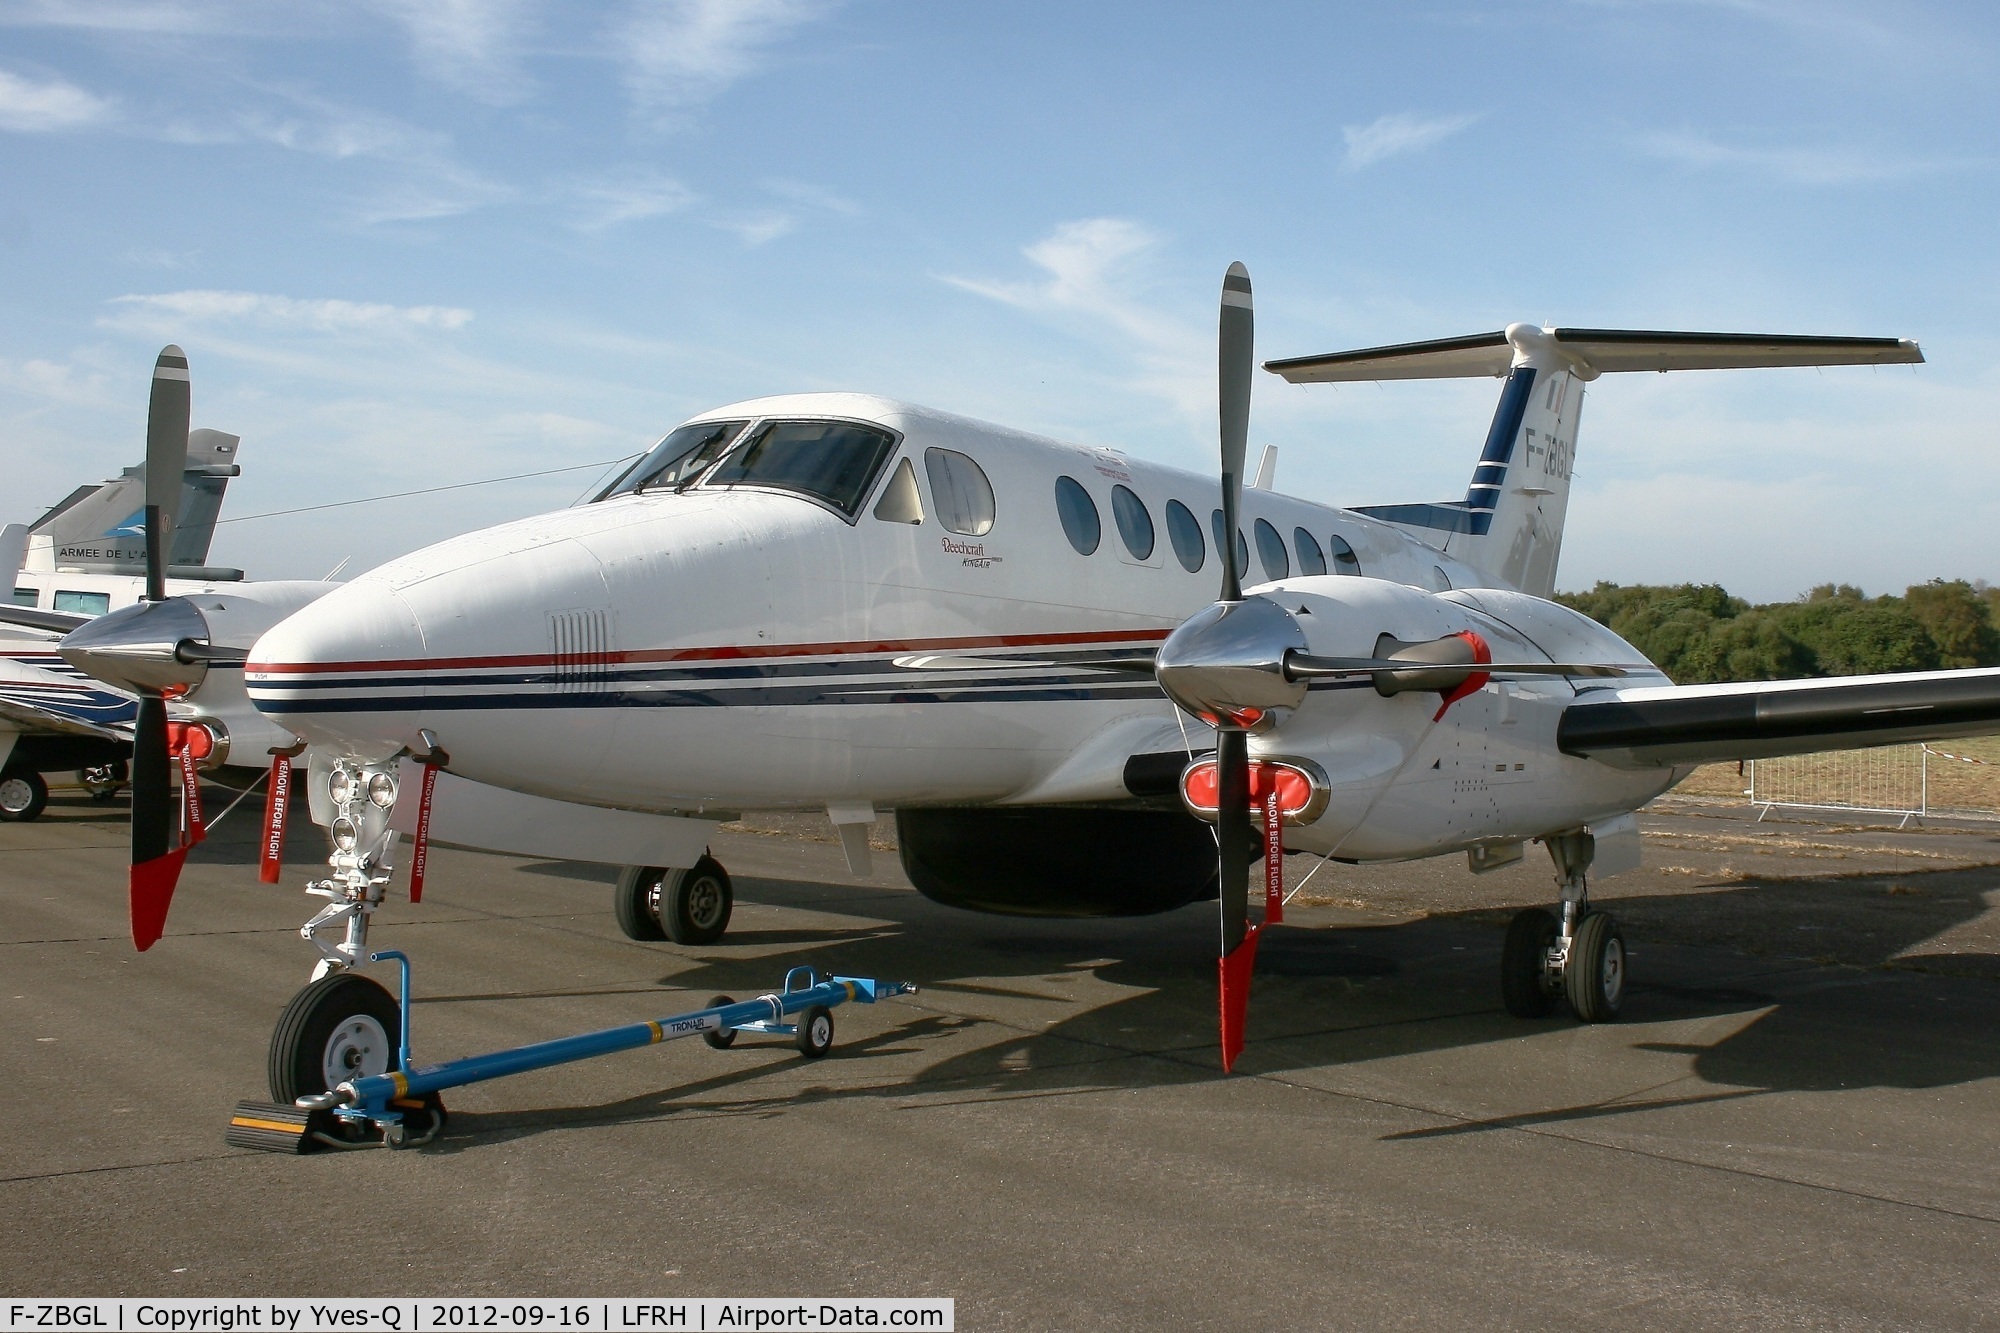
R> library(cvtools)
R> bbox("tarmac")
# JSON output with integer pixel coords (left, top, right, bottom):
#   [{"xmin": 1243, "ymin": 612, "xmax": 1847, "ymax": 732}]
[{"xmin": 3, "ymin": 783, "xmax": 1998, "ymax": 1329}]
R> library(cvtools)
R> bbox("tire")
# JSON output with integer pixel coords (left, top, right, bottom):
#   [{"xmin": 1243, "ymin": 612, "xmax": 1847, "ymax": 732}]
[
  {"xmin": 268, "ymin": 972, "xmax": 402, "ymax": 1103},
  {"xmin": 703, "ymin": 995, "xmax": 738, "ymax": 1049},
  {"xmin": 1501, "ymin": 907, "xmax": 1558, "ymax": 1018},
  {"xmin": 613, "ymin": 865, "xmax": 669, "ymax": 941},
  {"xmin": 0, "ymin": 767, "xmax": 48, "ymax": 822},
  {"xmin": 796, "ymin": 1004, "xmax": 833, "ymax": 1059},
  {"xmin": 1565, "ymin": 910, "xmax": 1627, "ymax": 1024},
  {"xmin": 659, "ymin": 855, "xmax": 733, "ymax": 946}
]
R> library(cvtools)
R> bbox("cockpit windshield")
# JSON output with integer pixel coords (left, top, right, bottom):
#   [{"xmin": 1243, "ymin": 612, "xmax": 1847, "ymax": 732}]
[
  {"xmin": 595, "ymin": 419, "xmax": 749, "ymax": 501},
  {"xmin": 700, "ymin": 420, "xmax": 897, "ymax": 519}
]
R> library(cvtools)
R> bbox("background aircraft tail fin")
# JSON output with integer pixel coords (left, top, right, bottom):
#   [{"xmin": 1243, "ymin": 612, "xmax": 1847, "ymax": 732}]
[
  {"xmin": 1265, "ymin": 327, "xmax": 1921, "ymax": 598},
  {"xmin": 26, "ymin": 429, "xmax": 243, "ymax": 578}
]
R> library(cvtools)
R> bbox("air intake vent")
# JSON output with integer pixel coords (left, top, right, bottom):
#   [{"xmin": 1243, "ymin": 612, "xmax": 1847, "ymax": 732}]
[{"xmin": 550, "ymin": 610, "xmax": 610, "ymax": 692}]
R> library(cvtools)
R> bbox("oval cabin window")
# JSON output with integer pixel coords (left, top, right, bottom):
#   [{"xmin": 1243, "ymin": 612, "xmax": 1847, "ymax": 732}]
[
  {"xmin": 1253, "ymin": 518, "xmax": 1289, "ymax": 580},
  {"xmin": 1054, "ymin": 476, "xmax": 1102, "ymax": 555},
  {"xmin": 1328, "ymin": 534, "xmax": 1361, "ymax": 575},
  {"xmin": 1165, "ymin": 500, "xmax": 1205, "ymax": 572},
  {"xmin": 1111, "ymin": 485, "xmax": 1155, "ymax": 560},
  {"xmin": 1294, "ymin": 527, "xmax": 1327, "ymax": 576}
]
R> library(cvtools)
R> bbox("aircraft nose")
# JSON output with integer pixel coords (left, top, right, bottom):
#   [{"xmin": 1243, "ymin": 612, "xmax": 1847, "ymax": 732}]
[{"xmin": 245, "ymin": 578, "xmax": 429, "ymax": 755}]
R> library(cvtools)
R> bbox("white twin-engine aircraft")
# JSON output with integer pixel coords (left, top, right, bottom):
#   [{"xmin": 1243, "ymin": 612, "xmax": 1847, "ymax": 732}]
[{"xmin": 58, "ymin": 267, "xmax": 2000, "ymax": 1088}]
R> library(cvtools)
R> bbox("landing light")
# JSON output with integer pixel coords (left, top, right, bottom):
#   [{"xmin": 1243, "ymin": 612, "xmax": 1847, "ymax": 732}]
[
  {"xmin": 367, "ymin": 772, "xmax": 397, "ymax": 808},
  {"xmin": 328, "ymin": 769, "xmax": 354, "ymax": 807},
  {"xmin": 330, "ymin": 816, "xmax": 359, "ymax": 852}
]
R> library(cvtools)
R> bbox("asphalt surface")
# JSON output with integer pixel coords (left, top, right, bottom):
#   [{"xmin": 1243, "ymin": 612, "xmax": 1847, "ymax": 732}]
[{"xmin": 3, "ymin": 784, "xmax": 1999, "ymax": 1328}]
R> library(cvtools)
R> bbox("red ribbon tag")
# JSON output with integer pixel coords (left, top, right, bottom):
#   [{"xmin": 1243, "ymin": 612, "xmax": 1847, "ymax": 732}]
[
  {"xmin": 1263, "ymin": 788, "xmax": 1284, "ymax": 926},
  {"xmin": 1218, "ymin": 924, "xmax": 1262, "ymax": 1074},
  {"xmin": 259, "ymin": 754, "xmax": 292, "ymax": 884},
  {"xmin": 176, "ymin": 742, "xmax": 206, "ymax": 846},
  {"xmin": 408, "ymin": 760, "xmax": 440, "ymax": 904}
]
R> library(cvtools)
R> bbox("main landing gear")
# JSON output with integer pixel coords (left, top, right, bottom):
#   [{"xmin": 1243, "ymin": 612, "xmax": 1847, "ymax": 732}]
[
  {"xmin": 614, "ymin": 855, "xmax": 734, "ymax": 945},
  {"xmin": 1501, "ymin": 829, "xmax": 1627, "ymax": 1024},
  {"xmin": 0, "ymin": 766, "xmax": 48, "ymax": 821}
]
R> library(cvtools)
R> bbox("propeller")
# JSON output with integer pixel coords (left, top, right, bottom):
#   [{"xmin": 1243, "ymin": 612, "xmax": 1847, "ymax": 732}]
[{"xmin": 128, "ymin": 345, "xmax": 193, "ymax": 951}]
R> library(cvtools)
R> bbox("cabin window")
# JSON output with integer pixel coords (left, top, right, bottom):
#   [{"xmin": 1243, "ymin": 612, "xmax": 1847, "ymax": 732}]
[
  {"xmin": 1165, "ymin": 500, "xmax": 1204, "ymax": 572},
  {"xmin": 1294, "ymin": 528, "xmax": 1327, "ymax": 576},
  {"xmin": 597, "ymin": 419, "xmax": 749, "ymax": 499},
  {"xmin": 1111, "ymin": 485, "xmax": 1155, "ymax": 561},
  {"xmin": 1253, "ymin": 519, "xmax": 1289, "ymax": 580},
  {"xmin": 1328, "ymin": 534, "xmax": 1361, "ymax": 574},
  {"xmin": 11, "ymin": 587, "xmax": 35, "ymax": 607},
  {"xmin": 924, "ymin": 448, "xmax": 995, "ymax": 536},
  {"xmin": 704, "ymin": 420, "xmax": 898, "ymax": 519},
  {"xmin": 1210, "ymin": 510, "xmax": 1248, "ymax": 576},
  {"xmin": 54, "ymin": 590, "xmax": 110, "ymax": 616},
  {"xmin": 872, "ymin": 457, "xmax": 924, "ymax": 524},
  {"xmin": 1054, "ymin": 476, "xmax": 1101, "ymax": 555}
]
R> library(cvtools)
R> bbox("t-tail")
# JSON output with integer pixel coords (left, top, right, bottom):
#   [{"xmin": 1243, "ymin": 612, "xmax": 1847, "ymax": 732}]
[
  {"xmin": 1265, "ymin": 326, "xmax": 1922, "ymax": 598},
  {"xmin": 23, "ymin": 428, "xmax": 245, "ymax": 581}
]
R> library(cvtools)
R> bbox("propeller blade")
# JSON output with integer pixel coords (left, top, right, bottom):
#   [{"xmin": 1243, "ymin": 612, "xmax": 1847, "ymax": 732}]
[
  {"xmin": 143, "ymin": 346, "xmax": 191, "ymax": 604},
  {"xmin": 1217, "ymin": 263, "xmax": 1253, "ymax": 602},
  {"xmin": 128, "ymin": 690, "xmax": 185, "ymax": 950}
]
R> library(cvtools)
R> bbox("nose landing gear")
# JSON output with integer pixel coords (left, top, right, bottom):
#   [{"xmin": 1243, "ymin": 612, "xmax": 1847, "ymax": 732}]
[{"xmin": 1501, "ymin": 828, "xmax": 1626, "ymax": 1023}]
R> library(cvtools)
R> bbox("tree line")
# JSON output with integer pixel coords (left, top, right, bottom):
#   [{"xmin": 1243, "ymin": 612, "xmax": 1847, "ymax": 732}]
[{"xmin": 1554, "ymin": 579, "xmax": 2000, "ymax": 684}]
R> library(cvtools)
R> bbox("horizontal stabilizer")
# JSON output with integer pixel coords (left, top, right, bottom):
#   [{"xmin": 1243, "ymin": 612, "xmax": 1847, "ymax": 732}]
[
  {"xmin": 1558, "ymin": 668, "xmax": 2000, "ymax": 768},
  {"xmin": 1266, "ymin": 327, "xmax": 1922, "ymax": 383}
]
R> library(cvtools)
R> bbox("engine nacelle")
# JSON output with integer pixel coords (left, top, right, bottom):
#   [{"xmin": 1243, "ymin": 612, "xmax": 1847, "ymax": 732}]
[{"xmin": 896, "ymin": 806, "xmax": 1217, "ymax": 917}]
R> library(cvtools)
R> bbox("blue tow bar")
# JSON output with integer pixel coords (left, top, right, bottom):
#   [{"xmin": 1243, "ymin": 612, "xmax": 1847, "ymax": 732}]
[{"xmin": 304, "ymin": 958, "xmax": 917, "ymax": 1136}]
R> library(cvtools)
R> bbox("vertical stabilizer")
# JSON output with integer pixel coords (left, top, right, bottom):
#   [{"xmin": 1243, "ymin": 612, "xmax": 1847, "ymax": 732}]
[{"xmin": 25, "ymin": 429, "xmax": 242, "ymax": 576}]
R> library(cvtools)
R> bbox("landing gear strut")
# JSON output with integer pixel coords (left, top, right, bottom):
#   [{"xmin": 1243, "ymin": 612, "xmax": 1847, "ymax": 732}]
[{"xmin": 1501, "ymin": 829, "xmax": 1626, "ymax": 1023}]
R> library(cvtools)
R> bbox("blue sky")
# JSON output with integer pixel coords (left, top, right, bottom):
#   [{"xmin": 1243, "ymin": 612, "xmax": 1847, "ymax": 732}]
[{"xmin": 1, "ymin": 0, "xmax": 1994, "ymax": 600}]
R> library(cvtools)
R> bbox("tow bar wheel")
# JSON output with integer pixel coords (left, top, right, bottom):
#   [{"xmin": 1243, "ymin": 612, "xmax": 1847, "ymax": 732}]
[
  {"xmin": 796, "ymin": 1003, "xmax": 834, "ymax": 1059},
  {"xmin": 268, "ymin": 972, "xmax": 402, "ymax": 1103}
]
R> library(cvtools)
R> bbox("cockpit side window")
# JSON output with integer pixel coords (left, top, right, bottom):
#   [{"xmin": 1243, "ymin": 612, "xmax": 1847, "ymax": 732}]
[
  {"xmin": 924, "ymin": 448, "xmax": 996, "ymax": 535},
  {"xmin": 702, "ymin": 419, "xmax": 898, "ymax": 519},
  {"xmin": 596, "ymin": 420, "xmax": 750, "ymax": 501}
]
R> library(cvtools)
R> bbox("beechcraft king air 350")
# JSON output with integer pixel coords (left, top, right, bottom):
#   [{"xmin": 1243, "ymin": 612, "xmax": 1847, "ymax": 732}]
[{"xmin": 56, "ymin": 269, "xmax": 2000, "ymax": 1091}]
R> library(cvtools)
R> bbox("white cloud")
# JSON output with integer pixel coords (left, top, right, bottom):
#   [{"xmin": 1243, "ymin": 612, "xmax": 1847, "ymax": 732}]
[
  {"xmin": 1341, "ymin": 111, "xmax": 1481, "ymax": 170},
  {"xmin": 765, "ymin": 177, "xmax": 860, "ymax": 216},
  {"xmin": 370, "ymin": 0, "xmax": 536, "ymax": 104},
  {"xmin": 104, "ymin": 290, "xmax": 473, "ymax": 335},
  {"xmin": 572, "ymin": 169, "xmax": 698, "ymax": 231},
  {"xmin": 0, "ymin": 67, "xmax": 113, "ymax": 131},
  {"xmin": 619, "ymin": 0, "xmax": 831, "ymax": 122},
  {"xmin": 718, "ymin": 211, "xmax": 795, "ymax": 246},
  {"xmin": 1641, "ymin": 129, "xmax": 1977, "ymax": 185}
]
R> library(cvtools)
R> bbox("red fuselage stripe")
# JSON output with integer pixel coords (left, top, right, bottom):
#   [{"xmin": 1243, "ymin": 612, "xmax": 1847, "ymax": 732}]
[{"xmin": 245, "ymin": 627, "xmax": 1171, "ymax": 676}]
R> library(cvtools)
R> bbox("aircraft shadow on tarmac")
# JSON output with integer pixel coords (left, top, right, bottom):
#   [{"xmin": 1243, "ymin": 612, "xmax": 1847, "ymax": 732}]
[{"xmin": 420, "ymin": 858, "xmax": 2000, "ymax": 1154}]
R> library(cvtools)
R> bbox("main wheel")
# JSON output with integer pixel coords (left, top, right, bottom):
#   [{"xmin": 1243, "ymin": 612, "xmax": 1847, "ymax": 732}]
[
  {"xmin": 1565, "ymin": 910, "xmax": 1627, "ymax": 1024},
  {"xmin": 613, "ymin": 866, "xmax": 669, "ymax": 941},
  {"xmin": 703, "ymin": 995, "xmax": 738, "ymax": 1049},
  {"xmin": 796, "ymin": 1004, "xmax": 833, "ymax": 1059},
  {"xmin": 659, "ymin": 855, "xmax": 733, "ymax": 946},
  {"xmin": 81, "ymin": 762, "xmax": 126, "ymax": 803},
  {"xmin": 268, "ymin": 972, "xmax": 402, "ymax": 1103},
  {"xmin": 1501, "ymin": 907, "xmax": 1558, "ymax": 1018},
  {"xmin": 0, "ymin": 767, "xmax": 48, "ymax": 822}
]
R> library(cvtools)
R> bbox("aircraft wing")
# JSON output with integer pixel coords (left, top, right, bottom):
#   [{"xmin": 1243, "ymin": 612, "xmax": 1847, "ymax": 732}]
[
  {"xmin": 0, "ymin": 653, "xmax": 137, "ymax": 740},
  {"xmin": 0, "ymin": 606, "xmax": 89, "ymax": 634},
  {"xmin": 1557, "ymin": 668, "xmax": 2000, "ymax": 768},
  {"xmin": 1265, "ymin": 329, "xmax": 1921, "ymax": 383}
]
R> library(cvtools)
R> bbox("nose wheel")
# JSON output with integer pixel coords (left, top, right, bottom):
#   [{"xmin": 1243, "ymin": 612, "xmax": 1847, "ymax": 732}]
[
  {"xmin": 614, "ymin": 854, "xmax": 734, "ymax": 945},
  {"xmin": 268, "ymin": 971, "xmax": 401, "ymax": 1103}
]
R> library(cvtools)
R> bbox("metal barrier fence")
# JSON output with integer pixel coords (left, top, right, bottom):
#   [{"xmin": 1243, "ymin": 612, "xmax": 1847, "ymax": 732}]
[{"xmin": 1749, "ymin": 745, "xmax": 1927, "ymax": 826}]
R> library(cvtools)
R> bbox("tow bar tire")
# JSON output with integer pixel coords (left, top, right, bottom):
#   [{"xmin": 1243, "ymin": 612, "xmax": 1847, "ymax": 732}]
[
  {"xmin": 268, "ymin": 972, "xmax": 403, "ymax": 1104},
  {"xmin": 0, "ymin": 767, "xmax": 48, "ymax": 822},
  {"xmin": 796, "ymin": 1003, "xmax": 834, "ymax": 1059},
  {"xmin": 613, "ymin": 866, "xmax": 670, "ymax": 941},
  {"xmin": 703, "ymin": 995, "xmax": 738, "ymax": 1049},
  {"xmin": 1565, "ymin": 910, "xmax": 1627, "ymax": 1024},
  {"xmin": 1501, "ymin": 907, "xmax": 1558, "ymax": 1019},
  {"xmin": 660, "ymin": 854, "xmax": 733, "ymax": 946}
]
